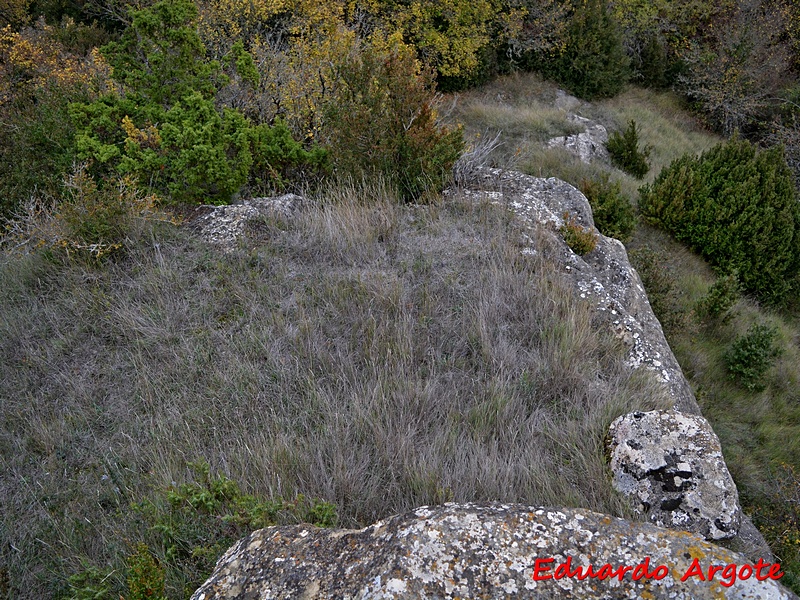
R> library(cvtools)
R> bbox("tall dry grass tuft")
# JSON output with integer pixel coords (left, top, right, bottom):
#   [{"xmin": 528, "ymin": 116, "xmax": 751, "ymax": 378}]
[{"xmin": 1, "ymin": 178, "xmax": 667, "ymax": 598}]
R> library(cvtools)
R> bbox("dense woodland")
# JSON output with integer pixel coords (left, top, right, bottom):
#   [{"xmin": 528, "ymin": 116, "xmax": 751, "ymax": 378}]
[{"xmin": 2, "ymin": 0, "xmax": 800, "ymax": 598}]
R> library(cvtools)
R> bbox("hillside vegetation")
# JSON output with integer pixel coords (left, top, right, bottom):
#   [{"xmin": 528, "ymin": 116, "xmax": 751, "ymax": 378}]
[{"xmin": 3, "ymin": 0, "xmax": 800, "ymax": 597}]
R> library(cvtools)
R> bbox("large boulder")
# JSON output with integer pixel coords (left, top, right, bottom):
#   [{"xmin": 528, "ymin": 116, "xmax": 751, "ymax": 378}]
[
  {"xmin": 191, "ymin": 503, "xmax": 795, "ymax": 599},
  {"xmin": 607, "ymin": 410, "xmax": 741, "ymax": 541}
]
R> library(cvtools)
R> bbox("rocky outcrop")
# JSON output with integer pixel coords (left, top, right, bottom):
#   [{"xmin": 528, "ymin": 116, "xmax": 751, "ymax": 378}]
[
  {"xmin": 190, "ymin": 193, "xmax": 303, "ymax": 251},
  {"xmin": 607, "ymin": 410, "xmax": 740, "ymax": 540},
  {"xmin": 547, "ymin": 115, "xmax": 610, "ymax": 164},
  {"xmin": 191, "ymin": 503, "xmax": 795, "ymax": 600},
  {"xmin": 458, "ymin": 169, "xmax": 775, "ymax": 559},
  {"xmin": 463, "ymin": 168, "xmax": 697, "ymax": 413}
]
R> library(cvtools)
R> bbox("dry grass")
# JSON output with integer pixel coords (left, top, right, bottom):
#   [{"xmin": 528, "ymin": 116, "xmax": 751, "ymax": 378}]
[
  {"xmin": 0, "ymin": 178, "xmax": 668, "ymax": 599},
  {"xmin": 447, "ymin": 76, "xmax": 721, "ymax": 204}
]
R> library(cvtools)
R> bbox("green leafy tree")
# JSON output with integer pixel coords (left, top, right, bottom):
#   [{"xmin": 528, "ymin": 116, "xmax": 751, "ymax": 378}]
[{"xmin": 640, "ymin": 137, "xmax": 800, "ymax": 304}]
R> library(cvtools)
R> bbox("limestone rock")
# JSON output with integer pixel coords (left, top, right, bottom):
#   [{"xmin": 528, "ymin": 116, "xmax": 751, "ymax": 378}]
[
  {"xmin": 547, "ymin": 115, "xmax": 610, "ymax": 164},
  {"xmin": 191, "ymin": 503, "xmax": 795, "ymax": 600},
  {"xmin": 191, "ymin": 193, "xmax": 304, "ymax": 251},
  {"xmin": 607, "ymin": 410, "xmax": 741, "ymax": 541}
]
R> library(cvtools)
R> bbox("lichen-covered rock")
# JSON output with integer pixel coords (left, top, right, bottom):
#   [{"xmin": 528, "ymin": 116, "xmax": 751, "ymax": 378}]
[
  {"xmin": 607, "ymin": 410, "xmax": 741, "ymax": 541},
  {"xmin": 547, "ymin": 115, "xmax": 610, "ymax": 164},
  {"xmin": 191, "ymin": 503, "xmax": 795, "ymax": 600},
  {"xmin": 191, "ymin": 194, "xmax": 304, "ymax": 251}
]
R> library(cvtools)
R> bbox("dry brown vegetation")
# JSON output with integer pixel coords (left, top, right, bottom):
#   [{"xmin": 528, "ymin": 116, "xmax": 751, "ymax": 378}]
[{"xmin": 0, "ymin": 178, "xmax": 668, "ymax": 598}]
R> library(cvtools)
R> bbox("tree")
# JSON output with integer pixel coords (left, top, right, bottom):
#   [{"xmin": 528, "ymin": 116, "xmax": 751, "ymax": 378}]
[
  {"xmin": 679, "ymin": 0, "xmax": 791, "ymax": 135},
  {"xmin": 545, "ymin": 0, "xmax": 630, "ymax": 99}
]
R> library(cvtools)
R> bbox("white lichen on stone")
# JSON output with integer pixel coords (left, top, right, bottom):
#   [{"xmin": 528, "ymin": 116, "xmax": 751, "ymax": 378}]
[{"xmin": 190, "ymin": 503, "xmax": 794, "ymax": 599}]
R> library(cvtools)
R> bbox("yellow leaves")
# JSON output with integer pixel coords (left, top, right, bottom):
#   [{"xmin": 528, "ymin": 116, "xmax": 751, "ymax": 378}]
[
  {"xmin": 383, "ymin": 0, "xmax": 498, "ymax": 78},
  {"xmin": 122, "ymin": 115, "xmax": 162, "ymax": 150},
  {"xmin": 0, "ymin": 0, "xmax": 30, "ymax": 28},
  {"xmin": 0, "ymin": 22, "xmax": 112, "ymax": 104}
]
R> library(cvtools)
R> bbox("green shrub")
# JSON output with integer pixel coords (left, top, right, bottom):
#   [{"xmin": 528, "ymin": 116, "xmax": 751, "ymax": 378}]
[
  {"xmin": 65, "ymin": 563, "xmax": 115, "ymax": 600},
  {"xmin": 607, "ymin": 119, "xmax": 651, "ymax": 178},
  {"xmin": 559, "ymin": 211, "xmax": 598, "ymax": 255},
  {"xmin": 0, "ymin": 22, "xmax": 106, "ymax": 220},
  {"xmin": 70, "ymin": 0, "xmax": 318, "ymax": 204},
  {"xmin": 579, "ymin": 175, "xmax": 635, "ymax": 241},
  {"xmin": 324, "ymin": 36, "xmax": 463, "ymax": 202},
  {"xmin": 540, "ymin": 0, "xmax": 629, "ymax": 99},
  {"xmin": 725, "ymin": 324, "xmax": 782, "ymax": 392},
  {"xmin": 696, "ymin": 272, "xmax": 740, "ymax": 320},
  {"xmin": 639, "ymin": 137, "xmax": 800, "ymax": 305},
  {"xmin": 133, "ymin": 461, "xmax": 337, "ymax": 595}
]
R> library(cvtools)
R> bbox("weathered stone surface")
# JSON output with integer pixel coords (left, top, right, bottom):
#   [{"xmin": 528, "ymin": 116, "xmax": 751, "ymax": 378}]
[
  {"xmin": 191, "ymin": 193, "xmax": 304, "ymax": 251},
  {"xmin": 191, "ymin": 503, "xmax": 795, "ymax": 600},
  {"xmin": 547, "ymin": 115, "xmax": 610, "ymax": 164},
  {"xmin": 608, "ymin": 410, "xmax": 741, "ymax": 541}
]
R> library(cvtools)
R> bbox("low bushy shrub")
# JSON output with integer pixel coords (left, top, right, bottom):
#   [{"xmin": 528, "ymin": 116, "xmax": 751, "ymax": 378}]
[
  {"xmin": 324, "ymin": 35, "xmax": 463, "ymax": 202},
  {"xmin": 1, "ymin": 164, "xmax": 160, "ymax": 262},
  {"xmin": 70, "ymin": 0, "xmax": 320, "ymax": 204},
  {"xmin": 579, "ymin": 175, "xmax": 635, "ymax": 241},
  {"xmin": 132, "ymin": 461, "xmax": 337, "ymax": 595},
  {"xmin": 607, "ymin": 119, "xmax": 651, "ymax": 178},
  {"xmin": 696, "ymin": 272, "xmax": 740, "ymax": 320},
  {"xmin": 639, "ymin": 137, "xmax": 800, "ymax": 305},
  {"xmin": 127, "ymin": 544, "xmax": 166, "ymax": 600},
  {"xmin": 559, "ymin": 211, "xmax": 598, "ymax": 255},
  {"xmin": 725, "ymin": 324, "xmax": 782, "ymax": 392}
]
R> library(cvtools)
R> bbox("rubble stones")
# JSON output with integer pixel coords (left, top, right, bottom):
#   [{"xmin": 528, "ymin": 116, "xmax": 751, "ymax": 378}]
[{"xmin": 547, "ymin": 115, "xmax": 610, "ymax": 164}]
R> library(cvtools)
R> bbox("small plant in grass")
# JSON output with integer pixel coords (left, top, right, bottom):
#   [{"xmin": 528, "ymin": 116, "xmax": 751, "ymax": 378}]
[
  {"xmin": 559, "ymin": 211, "xmax": 598, "ymax": 255},
  {"xmin": 607, "ymin": 119, "xmax": 651, "ymax": 178},
  {"xmin": 1, "ymin": 163, "xmax": 161, "ymax": 262},
  {"xmin": 696, "ymin": 272, "xmax": 740, "ymax": 321},
  {"xmin": 725, "ymin": 324, "xmax": 782, "ymax": 392},
  {"xmin": 579, "ymin": 175, "xmax": 635, "ymax": 241},
  {"xmin": 65, "ymin": 562, "xmax": 115, "ymax": 600},
  {"xmin": 133, "ymin": 461, "xmax": 337, "ymax": 594},
  {"xmin": 126, "ymin": 544, "xmax": 166, "ymax": 600}
]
